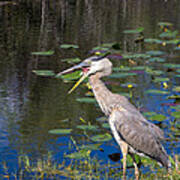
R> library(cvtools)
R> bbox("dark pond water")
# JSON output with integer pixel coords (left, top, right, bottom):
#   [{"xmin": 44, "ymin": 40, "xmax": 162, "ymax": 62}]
[{"xmin": 0, "ymin": 0, "xmax": 180, "ymax": 179}]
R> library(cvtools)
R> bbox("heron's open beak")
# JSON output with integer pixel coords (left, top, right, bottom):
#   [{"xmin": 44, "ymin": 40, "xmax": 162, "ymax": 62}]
[{"xmin": 57, "ymin": 62, "xmax": 89, "ymax": 94}]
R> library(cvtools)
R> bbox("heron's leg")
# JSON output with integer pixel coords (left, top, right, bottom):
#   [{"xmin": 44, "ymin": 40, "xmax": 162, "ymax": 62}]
[
  {"xmin": 130, "ymin": 154, "xmax": 140, "ymax": 180},
  {"xmin": 121, "ymin": 142, "xmax": 128, "ymax": 180}
]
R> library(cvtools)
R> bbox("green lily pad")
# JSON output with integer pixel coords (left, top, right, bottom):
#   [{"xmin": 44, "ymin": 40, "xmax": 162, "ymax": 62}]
[
  {"xmin": 31, "ymin": 50, "xmax": 54, "ymax": 56},
  {"xmin": 131, "ymin": 66, "xmax": 147, "ymax": 70},
  {"xmin": 146, "ymin": 50, "xmax": 165, "ymax": 56},
  {"xmin": 146, "ymin": 69, "xmax": 164, "ymax": 75},
  {"xmin": 171, "ymin": 111, "xmax": 180, "ymax": 119},
  {"xmin": 122, "ymin": 53, "xmax": 150, "ymax": 59},
  {"xmin": 171, "ymin": 105, "xmax": 180, "ymax": 110},
  {"xmin": 143, "ymin": 111, "xmax": 157, "ymax": 117},
  {"xmin": 149, "ymin": 57, "xmax": 165, "ymax": 62},
  {"xmin": 91, "ymin": 133, "xmax": 112, "ymax": 142},
  {"xmin": 57, "ymin": 70, "xmax": 81, "ymax": 80},
  {"xmin": 109, "ymin": 73, "xmax": 137, "ymax": 78},
  {"xmin": 158, "ymin": 22, "xmax": 173, "ymax": 27},
  {"xmin": 32, "ymin": 70, "xmax": 55, "ymax": 76},
  {"xmin": 61, "ymin": 58, "xmax": 81, "ymax": 64},
  {"xmin": 113, "ymin": 67, "xmax": 131, "ymax": 72},
  {"xmin": 65, "ymin": 149, "xmax": 90, "ymax": 159},
  {"xmin": 102, "ymin": 123, "xmax": 110, "ymax": 129},
  {"xmin": 148, "ymin": 114, "xmax": 167, "ymax": 121},
  {"xmin": 144, "ymin": 38, "xmax": 162, "ymax": 44},
  {"xmin": 153, "ymin": 77, "xmax": 169, "ymax": 83},
  {"xmin": 60, "ymin": 44, "xmax": 79, "ymax": 49},
  {"xmin": 48, "ymin": 128, "xmax": 72, "ymax": 134},
  {"xmin": 76, "ymin": 124, "xmax": 98, "ymax": 131},
  {"xmin": 173, "ymin": 86, "xmax": 180, "ymax": 92},
  {"xmin": 79, "ymin": 144, "xmax": 101, "ymax": 150},
  {"xmin": 76, "ymin": 97, "xmax": 96, "ymax": 103},
  {"xmin": 123, "ymin": 27, "xmax": 144, "ymax": 34},
  {"xmin": 159, "ymin": 30, "xmax": 178, "ymax": 38},
  {"xmin": 145, "ymin": 89, "xmax": 169, "ymax": 95},
  {"xmin": 163, "ymin": 63, "xmax": 180, "ymax": 68}
]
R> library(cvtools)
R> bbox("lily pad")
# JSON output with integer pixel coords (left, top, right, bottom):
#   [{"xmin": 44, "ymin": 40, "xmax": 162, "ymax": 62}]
[
  {"xmin": 153, "ymin": 77, "xmax": 169, "ymax": 83},
  {"xmin": 159, "ymin": 30, "xmax": 178, "ymax": 38},
  {"xmin": 76, "ymin": 124, "xmax": 98, "ymax": 131},
  {"xmin": 148, "ymin": 114, "xmax": 167, "ymax": 121},
  {"xmin": 109, "ymin": 73, "xmax": 137, "ymax": 78},
  {"xmin": 173, "ymin": 86, "xmax": 180, "ymax": 92},
  {"xmin": 65, "ymin": 149, "xmax": 90, "ymax": 159},
  {"xmin": 113, "ymin": 66, "xmax": 131, "ymax": 72},
  {"xmin": 60, "ymin": 44, "xmax": 79, "ymax": 49},
  {"xmin": 57, "ymin": 70, "xmax": 81, "ymax": 80},
  {"xmin": 32, "ymin": 70, "xmax": 55, "ymax": 76},
  {"xmin": 144, "ymin": 38, "xmax": 162, "ymax": 44},
  {"xmin": 61, "ymin": 58, "xmax": 81, "ymax": 64},
  {"xmin": 143, "ymin": 111, "xmax": 157, "ymax": 117},
  {"xmin": 146, "ymin": 50, "xmax": 165, "ymax": 56},
  {"xmin": 149, "ymin": 57, "xmax": 165, "ymax": 62},
  {"xmin": 102, "ymin": 123, "xmax": 110, "ymax": 129},
  {"xmin": 91, "ymin": 133, "xmax": 112, "ymax": 142},
  {"xmin": 76, "ymin": 97, "xmax": 96, "ymax": 103},
  {"xmin": 31, "ymin": 50, "xmax": 54, "ymax": 56},
  {"xmin": 146, "ymin": 69, "xmax": 164, "ymax": 75},
  {"xmin": 123, "ymin": 27, "xmax": 144, "ymax": 34},
  {"xmin": 48, "ymin": 128, "xmax": 72, "ymax": 135},
  {"xmin": 158, "ymin": 22, "xmax": 173, "ymax": 27},
  {"xmin": 145, "ymin": 89, "xmax": 169, "ymax": 95},
  {"xmin": 122, "ymin": 53, "xmax": 150, "ymax": 59},
  {"xmin": 171, "ymin": 111, "xmax": 180, "ymax": 119},
  {"xmin": 163, "ymin": 63, "xmax": 180, "ymax": 68},
  {"xmin": 79, "ymin": 144, "xmax": 101, "ymax": 150}
]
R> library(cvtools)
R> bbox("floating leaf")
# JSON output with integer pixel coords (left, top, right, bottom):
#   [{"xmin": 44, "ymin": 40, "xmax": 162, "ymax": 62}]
[
  {"xmin": 146, "ymin": 50, "xmax": 165, "ymax": 56},
  {"xmin": 131, "ymin": 66, "xmax": 147, "ymax": 70},
  {"xmin": 145, "ymin": 89, "xmax": 169, "ymax": 95},
  {"xmin": 61, "ymin": 58, "xmax": 81, "ymax": 64},
  {"xmin": 148, "ymin": 114, "xmax": 167, "ymax": 122},
  {"xmin": 65, "ymin": 149, "xmax": 91, "ymax": 159},
  {"xmin": 102, "ymin": 123, "xmax": 110, "ymax": 129},
  {"xmin": 173, "ymin": 86, "xmax": 180, "ymax": 92},
  {"xmin": 159, "ymin": 30, "xmax": 178, "ymax": 38},
  {"xmin": 113, "ymin": 66, "xmax": 131, "ymax": 72},
  {"xmin": 31, "ymin": 50, "xmax": 54, "ymax": 56},
  {"xmin": 79, "ymin": 144, "xmax": 101, "ymax": 150},
  {"xmin": 153, "ymin": 77, "xmax": 169, "ymax": 83},
  {"xmin": 91, "ymin": 133, "xmax": 112, "ymax": 142},
  {"xmin": 57, "ymin": 70, "xmax": 81, "ymax": 80},
  {"xmin": 76, "ymin": 97, "xmax": 96, "ymax": 103},
  {"xmin": 96, "ymin": 116, "xmax": 107, "ymax": 122},
  {"xmin": 149, "ymin": 57, "xmax": 165, "ymax": 62},
  {"xmin": 60, "ymin": 44, "xmax": 79, "ymax": 49},
  {"xmin": 109, "ymin": 73, "xmax": 137, "ymax": 78},
  {"xmin": 144, "ymin": 38, "xmax": 162, "ymax": 44},
  {"xmin": 163, "ymin": 63, "xmax": 180, "ymax": 68},
  {"xmin": 123, "ymin": 27, "xmax": 144, "ymax": 34},
  {"xmin": 48, "ymin": 128, "xmax": 72, "ymax": 134},
  {"xmin": 122, "ymin": 53, "xmax": 150, "ymax": 59},
  {"xmin": 143, "ymin": 111, "xmax": 157, "ymax": 117},
  {"xmin": 146, "ymin": 69, "xmax": 164, "ymax": 75},
  {"xmin": 174, "ymin": 46, "xmax": 180, "ymax": 51},
  {"xmin": 32, "ymin": 70, "xmax": 55, "ymax": 76},
  {"xmin": 158, "ymin": 22, "xmax": 173, "ymax": 27},
  {"xmin": 76, "ymin": 124, "xmax": 98, "ymax": 131},
  {"xmin": 171, "ymin": 111, "xmax": 180, "ymax": 119}
]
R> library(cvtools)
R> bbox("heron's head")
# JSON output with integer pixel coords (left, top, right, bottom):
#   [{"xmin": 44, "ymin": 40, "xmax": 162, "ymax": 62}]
[{"xmin": 57, "ymin": 55, "xmax": 112, "ymax": 93}]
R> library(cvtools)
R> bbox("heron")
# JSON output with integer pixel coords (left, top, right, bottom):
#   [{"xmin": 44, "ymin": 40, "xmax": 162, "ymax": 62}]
[{"xmin": 57, "ymin": 55, "xmax": 171, "ymax": 179}]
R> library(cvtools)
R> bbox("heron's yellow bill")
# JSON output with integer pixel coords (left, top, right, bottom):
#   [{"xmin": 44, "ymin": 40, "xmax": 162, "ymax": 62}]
[{"xmin": 68, "ymin": 73, "xmax": 88, "ymax": 94}]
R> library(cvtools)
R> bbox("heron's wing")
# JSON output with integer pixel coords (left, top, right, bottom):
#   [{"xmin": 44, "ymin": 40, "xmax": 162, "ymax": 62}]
[{"xmin": 109, "ymin": 107, "xmax": 165, "ymax": 159}]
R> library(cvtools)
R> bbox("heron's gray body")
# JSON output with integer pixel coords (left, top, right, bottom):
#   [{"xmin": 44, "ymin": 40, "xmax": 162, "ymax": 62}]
[
  {"xmin": 90, "ymin": 73, "xmax": 170, "ymax": 169},
  {"xmin": 59, "ymin": 56, "xmax": 171, "ymax": 179}
]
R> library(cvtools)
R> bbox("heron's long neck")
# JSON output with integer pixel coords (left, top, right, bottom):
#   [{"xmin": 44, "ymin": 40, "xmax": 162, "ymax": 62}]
[{"xmin": 89, "ymin": 74, "xmax": 112, "ymax": 116}]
